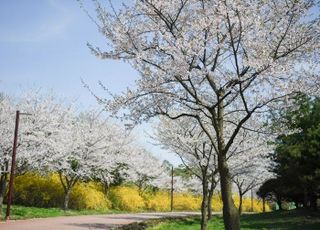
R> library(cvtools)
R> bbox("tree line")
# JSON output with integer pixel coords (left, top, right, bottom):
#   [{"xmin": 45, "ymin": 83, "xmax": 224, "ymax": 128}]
[
  {"xmin": 80, "ymin": 0, "xmax": 319, "ymax": 229},
  {"xmin": 258, "ymin": 95, "xmax": 320, "ymax": 211},
  {"xmin": 0, "ymin": 92, "xmax": 197, "ymax": 212}
]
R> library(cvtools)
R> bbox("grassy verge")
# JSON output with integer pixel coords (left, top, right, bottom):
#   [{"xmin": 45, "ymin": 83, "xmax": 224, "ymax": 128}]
[
  {"xmin": 115, "ymin": 216, "xmax": 206, "ymax": 230},
  {"xmin": 143, "ymin": 216, "xmax": 224, "ymax": 230},
  {"xmin": 0, "ymin": 205, "xmax": 123, "ymax": 220},
  {"xmin": 145, "ymin": 209, "xmax": 320, "ymax": 230}
]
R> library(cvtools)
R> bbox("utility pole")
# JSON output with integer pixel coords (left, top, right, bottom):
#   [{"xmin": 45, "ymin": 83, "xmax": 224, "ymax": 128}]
[
  {"xmin": 251, "ymin": 189, "xmax": 254, "ymax": 212},
  {"xmin": 5, "ymin": 111, "xmax": 20, "ymax": 221},
  {"xmin": 170, "ymin": 166, "xmax": 174, "ymax": 212},
  {"xmin": 6, "ymin": 111, "xmax": 31, "ymax": 221}
]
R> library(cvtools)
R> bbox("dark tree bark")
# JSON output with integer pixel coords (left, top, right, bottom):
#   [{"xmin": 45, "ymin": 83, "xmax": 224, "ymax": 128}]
[
  {"xmin": 238, "ymin": 194, "xmax": 243, "ymax": 215},
  {"xmin": 235, "ymin": 183, "xmax": 244, "ymax": 215},
  {"xmin": 310, "ymin": 194, "xmax": 317, "ymax": 210},
  {"xmin": 200, "ymin": 179, "xmax": 209, "ymax": 230},
  {"xmin": 207, "ymin": 176, "xmax": 217, "ymax": 220},
  {"xmin": 262, "ymin": 197, "xmax": 266, "ymax": 213},
  {"xmin": 207, "ymin": 193, "xmax": 213, "ymax": 221},
  {"xmin": 277, "ymin": 200, "xmax": 283, "ymax": 210},
  {"xmin": 0, "ymin": 173, "xmax": 8, "ymax": 217},
  {"xmin": 217, "ymin": 95, "xmax": 240, "ymax": 230},
  {"xmin": 303, "ymin": 188, "xmax": 309, "ymax": 208}
]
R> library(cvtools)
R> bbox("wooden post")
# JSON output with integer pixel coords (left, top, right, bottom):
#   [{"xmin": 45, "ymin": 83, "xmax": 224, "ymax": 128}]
[
  {"xmin": 170, "ymin": 166, "xmax": 173, "ymax": 212},
  {"xmin": 251, "ymin": 189, "xmax": 254, "ymax": 212},
  {"xmin": 6, "ymin": 111, "xmax": 20, "ymax": 221}
]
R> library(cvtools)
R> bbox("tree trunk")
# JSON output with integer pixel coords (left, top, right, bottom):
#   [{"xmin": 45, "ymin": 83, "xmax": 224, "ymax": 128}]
[
  {"xmin": 200, "ymin": 179, "xmax": 209, "ymax": 230},
  {"xmin": 0, "ymin": 173, "xmax": 8, "ymax": 217},
  {"xmin": 219, "ymin": 158, "xmax": 240, "ymax": 230},
  {"xmin": 238, "ymin": 194, "xmax": 243, "ymax": 215},
  {"xmin": 207, "ymin": 178, "xmax": 216, "ymax": 220},
  {"xmin": 216, "ymin": 94, "xmax": 240, "ymax": 230},
  {"xmin": 310, "ymin": 194, "xmax": 317, "ymax": 210},
  {"xmin": 262, "ymin": 197, "xmax": 266, "ymax": 213},
  {"xmin": 207, "ymin": 195, "xmax": 212, "ymax": 221},
  {"xmin": 59, "ymin": 173, "xmax": 78, "ymax": 211},
  {"xmin": 103, "ymin": 182, "xmax": 109, "ymax": 196},
  {"xmin": 303, "ymin": 188, "xmax": 308, "ymax": 208},
  {"xmin": 63, "ymin": 189, "xmax": 71, "ymax": 211},
  {"xmin": 277, "ymin": 200, "xmax": 282, "ymax": 210}
]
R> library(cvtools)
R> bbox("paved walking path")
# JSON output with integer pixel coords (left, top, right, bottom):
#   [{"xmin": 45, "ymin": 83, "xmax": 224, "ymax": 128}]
[{"xmin": 0, "ymin": 212, "xmax": 200, "ymax": 230}]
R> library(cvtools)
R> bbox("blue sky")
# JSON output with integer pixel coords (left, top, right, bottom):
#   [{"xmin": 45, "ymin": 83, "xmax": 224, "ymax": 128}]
[
  {"xmin": 0, "ymin": 0, "xmax": 137, "ymax": 103},
  {"xmin": 0, "ymin": 0, "xmax": 181, "ymax": 165}
]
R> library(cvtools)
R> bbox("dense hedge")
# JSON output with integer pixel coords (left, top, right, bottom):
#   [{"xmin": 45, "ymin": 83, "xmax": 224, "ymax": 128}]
[
  {"xmin": 13, "ymin": 173, "xmax": 109, "ymax": 210},
  {"xmin": 109, "ymin": 186, "xmax": 145, "ymax": 211},
  {"xmin": 14, "ymin": 173, "xmax": 64, "ymax": 208},
  {"xmin": 145, "ymin": 191, "xmax": 171, "ymax": 211},
  {"xmin": 12, "ymin": 173, "xmax": 269, "ymax": 212},
  {"xmin": 69, "ymin": 182, "xmax": 110, "ymax": 210}
]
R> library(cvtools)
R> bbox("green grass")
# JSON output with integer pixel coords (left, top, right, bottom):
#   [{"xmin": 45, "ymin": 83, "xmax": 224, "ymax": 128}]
[
  {"xmin": 147, "ymin": 209, "xmax": 320, "ymax": 230},
  {"xmin": 0, "ymin": 205, "xmax": 122, "ymax": 220},
  {"xmin": 147, "ymin": 216, "xmax": 224, "ymax": 230}
]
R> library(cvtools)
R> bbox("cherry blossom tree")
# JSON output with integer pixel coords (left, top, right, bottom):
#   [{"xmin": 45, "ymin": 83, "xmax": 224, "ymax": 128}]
[
  {"xmin": 0, "ymin": 92, "xmax": 70, "ymax": 212},
  {"xmin": 40, "ymin": 109, "xmax": 123, "ymax": 210},
  {"xmin": 1, "ymin": 91, "xmax": 166, "ymax": 212},
  {"xmin": 0, "ymin": 95, "xmax": 15, "ymax": 214},
  {"xmin": 155, "ymin": 115, "xmax": 272, "ymax": 224},
  {"xmin": 91, "ymin": 120, "xmax": 132, "ymax": 195},
  {"xmin": 151, "ymin": 166, "xmax": 200, "ymax": 194},
  {"xmin": 0, "ymin": 92, "xmax": 71, "ymax": 213},
  {"xmin": 9, "ymin": 95, "xmax": 123, "ymax": 210},
  {"xmin": 232, "ymin": 165, "xmax": 271, "ymax": 214},
  {"xmin": 85, "ymin": 1, "xmax": 319, "ymax": 228},
  {"xmin": 16, "ymin": 93, "xmax": 74, "ymax": 173},
  {"xmin": 155, "ymin": 116, "xmax": 218, "ymax": 229},
  {"xmin": 226, "ymin": 121, "xmax": 273, "ymax": 214},
  {"xmin": 124, "ymin": 147, "xmax": 167, "ymax": 195}
]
